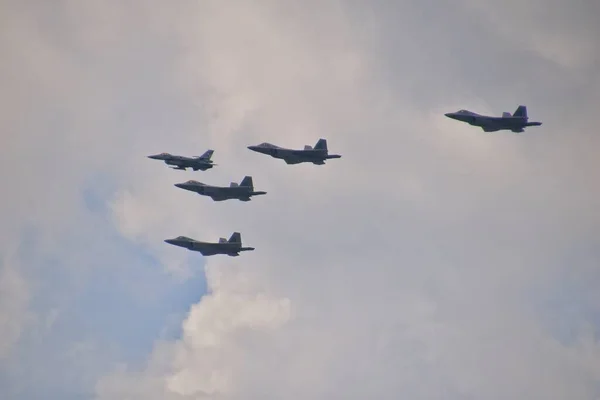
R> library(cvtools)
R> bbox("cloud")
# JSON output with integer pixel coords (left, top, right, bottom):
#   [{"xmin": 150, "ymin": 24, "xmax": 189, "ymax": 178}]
[
  {"xmin": 458, "ymin": 0, "xmax": 600, "ymax": 70},
  {"xmin": 0, "ymin": 258, "xmax": 31, "ymax": 360},
  {"xmin": 0, "ymin": 1, "xmax": 210, "ymax": 397},
  {"xmin": 1, "ymin": 0, "xmax": 599, "ymax": 399},
  {"xmin": 96, "ymin": 1, "xmax": 600, "ymax": 399}
]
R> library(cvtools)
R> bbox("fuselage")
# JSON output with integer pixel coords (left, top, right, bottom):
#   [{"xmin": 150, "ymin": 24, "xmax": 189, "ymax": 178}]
[
  {"xmin": 247, "ymin": 144, "xmax": 341, "ymax": 165},
  {"xmin": 174, "ymin": 181, "xmax": 266, "ymax": 201},
  {"xmin": 444, "ymin": 110, "xmax": 542, "ymax": 133},
  {"xmin": 164, "ymin": 237, "xmax": 254, "ymax": 256},
  {"xmin": 148, "ymin": 154, "xmax": 213, "ymax": 170}
]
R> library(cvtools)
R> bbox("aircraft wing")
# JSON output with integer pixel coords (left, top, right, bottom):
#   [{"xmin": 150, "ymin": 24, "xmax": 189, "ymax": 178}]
[
  {"xmin": 290, "ymin": 149, "xmax": 316, "ymax": 156},
  {"xmin": 199, "ymin": 249, "xmax": 219, "ymax": 256},
  {"xmin": 482, "ymin": 126, "xmax": 498, "ymax": 132},
  {"xmin": 191, "ymin": 242, "xmax": 219, "ymax": 255},
  {"xmin": 196, "ymin": 245, "xmax": 221, "ymax": 256},
  {"xmin": 208, "ymin": 188, "xmax": 231, "ymax": 201}
]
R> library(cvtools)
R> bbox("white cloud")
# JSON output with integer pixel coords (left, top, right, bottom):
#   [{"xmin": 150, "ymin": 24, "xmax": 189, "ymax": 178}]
[{"xmin": 165, "ymin": 265, "xmax": 291, "ymax": 397}]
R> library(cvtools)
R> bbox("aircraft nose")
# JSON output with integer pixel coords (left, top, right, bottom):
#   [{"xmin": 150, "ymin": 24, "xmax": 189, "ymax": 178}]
[
  {"xmin": 148, "ymin": 154, "xmax": 161, "ymax": 159},
  {"xmin": 444, "ymin": 113, "xmax": 453, "ymax": 118},
  {"xmin": 174, "ymin": 183, "xmax": 185, "ymax": 189},
  {"xmin": 164, "ymin": 239, "xmax": 176, "ymax": 245},
  {"xmin": 247, "ymin": 145, "xmax": 257, "ymax": 151}
]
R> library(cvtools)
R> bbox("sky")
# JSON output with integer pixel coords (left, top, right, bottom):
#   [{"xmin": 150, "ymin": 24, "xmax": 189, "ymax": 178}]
[{"xmin": 1, "ymin": 0, "xmax": 600, "ymax": 399}]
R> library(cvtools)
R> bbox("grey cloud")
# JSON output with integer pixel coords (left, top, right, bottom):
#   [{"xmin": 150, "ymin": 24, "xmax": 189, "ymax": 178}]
[
  {"xmin": 0, "ymin": 0, "xmax": 205, "ymax": 395},
  {"xmin": 1, "ymin": 0, "xmax": 599, "ymax": 399},
  {"xmin": 0, "ymin": 258, "xmax": 31, "ymax": 360},
  {"xmin": 100, "ymin": 1, "xmax": 600, "ymax": 399},
  {"xmin": 458, "ymin": 0, "xmax": 600, "ymax": 70}
]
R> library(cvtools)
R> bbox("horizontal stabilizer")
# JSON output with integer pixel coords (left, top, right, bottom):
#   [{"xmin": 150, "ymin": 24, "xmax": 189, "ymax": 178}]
[
  {"xmin": 502, "ymin": 112, "xmax": 511, "ymax": 118},
  {"xmin": 230, "ymin": 182, "xmax": 239, "ymax": 187},
  {"xmin": 304, "ymin": 145, "xmax": 313, "ymax": 150},
  {"xmin": 219, "ymin": 238, "xmax": 227, "ymax": 243}
]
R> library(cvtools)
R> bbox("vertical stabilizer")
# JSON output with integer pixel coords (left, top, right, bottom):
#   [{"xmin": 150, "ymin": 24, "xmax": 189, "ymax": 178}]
[
  {"xmin": 512, "ymin": 105, "xmax": 528, "ymax": 119},
  {"xmin": 240, "ymin": 176, "xmax": 254, "ymax": 189},
  {"xmin": 240, "ymin": 176, "xmax": 253, "ymax": 188},
  {"xmin": 198, "ymin": 149, "xmax": 214, "ymax": 160},
  {"xmin": 314, "ymin": 139, "xmax": 327, "ymax": 151},
  {"xmin": 228, "ymin": 232, "xmax": 241, "ymax": 244}
]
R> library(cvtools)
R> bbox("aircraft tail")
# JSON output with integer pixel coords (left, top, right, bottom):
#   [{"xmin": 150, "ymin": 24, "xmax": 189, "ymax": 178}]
[
  {"xmin": 502, "ymin": 112, "xmax": 512, "ymax": 118},
  {"xmin": 314, "ymin": 139, "xmax": 327, "ymax": 151},
  {"xmin": 197, "ymin": 149, "xmax": 214, "ymax": 160},
  {"xmin": 240, "ymin": 176, "xmax": 253, "ymax": 189},
  {"xmin": 228, "ymin": 232, "xmax": 241, "ymax": 244},
  {"xmin": 219, "ymin": 237, "xmax": 228, "ymax": 243},
  {"xmin": 512, "ymin": 105, "xmax": 528, "ymax": 119},
  {"xmin": 229, "ymin": 182, "xmax": 239, "ymax": 187}
]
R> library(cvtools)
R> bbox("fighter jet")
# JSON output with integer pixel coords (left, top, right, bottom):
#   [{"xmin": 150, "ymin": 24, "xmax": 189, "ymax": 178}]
[
  {"xmin": 247, "ymin": 138, "xmax": 341, "ymax": 165},
  {"xmin": 174, "ymin": 176, "xmax": 267, "ymax": 202},
  {"xmin": 164, "ymin": 232, "xmax": 254, "ymax": 257},
  {"xmin": 147, "ymin": 149, "xmax": 216, "ymax": 171},
  {"xmin": 444, "ymin": 105, "xmax": 542, "ymax": 133}
]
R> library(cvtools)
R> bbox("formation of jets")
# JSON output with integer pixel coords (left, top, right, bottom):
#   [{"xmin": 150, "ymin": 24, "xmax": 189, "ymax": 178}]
[
  {"xmin": 444, "ymin": 105, "xmax": 542, "ymax": 133},
  {"xmin": 149, "ymin": 106, "xmax": 541, "ymax": 257},
  {"xmin": 149, "ymin": 138, "xmax": 341, "ymax": 257}
]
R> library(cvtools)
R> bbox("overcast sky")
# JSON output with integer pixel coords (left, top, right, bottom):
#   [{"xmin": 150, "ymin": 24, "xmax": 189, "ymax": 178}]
[{"xmin": 1, "ymin": 0, "xmax": 600, "ymax": 399}]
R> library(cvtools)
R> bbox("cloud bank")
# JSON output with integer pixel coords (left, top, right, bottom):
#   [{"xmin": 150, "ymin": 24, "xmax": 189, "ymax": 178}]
[{"xmin": 1, "ymin": 0, "xmax": 599, "ymax": 399}]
